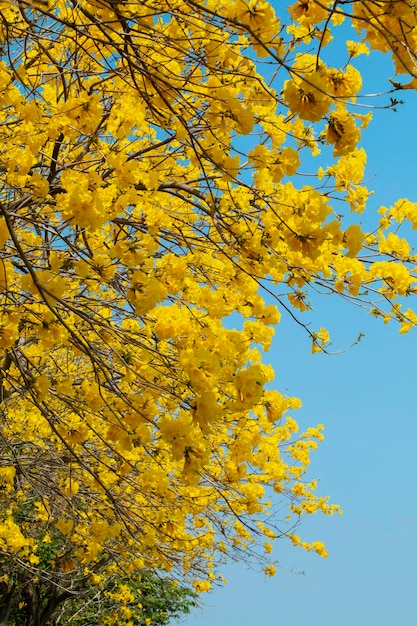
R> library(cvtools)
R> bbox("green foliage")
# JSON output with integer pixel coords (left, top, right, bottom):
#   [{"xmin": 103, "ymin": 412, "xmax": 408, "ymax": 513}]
[
  {"xmin": 57, "ymin": 572, "xmax": 198, "ymax": 626},
  {"xmin": 1, "ymin": 571, "xmax": 197, "ymax": 626}
]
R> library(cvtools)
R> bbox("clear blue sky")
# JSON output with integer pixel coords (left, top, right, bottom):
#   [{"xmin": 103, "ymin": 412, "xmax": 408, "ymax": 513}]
[{"xmin": 180, "ymin": 5, "xmax": 417, "ymax": 626}]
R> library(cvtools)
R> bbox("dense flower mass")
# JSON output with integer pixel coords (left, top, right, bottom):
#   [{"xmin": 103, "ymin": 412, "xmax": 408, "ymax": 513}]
[{"xmin": 0, "ymin": 0, "xmax": 417, "ymax": 623}]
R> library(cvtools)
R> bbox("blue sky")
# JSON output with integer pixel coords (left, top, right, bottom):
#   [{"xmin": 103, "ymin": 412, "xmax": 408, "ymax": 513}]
[{"xmin": 180, "ymin": 6, "xmax": 417, "ymax": 626}]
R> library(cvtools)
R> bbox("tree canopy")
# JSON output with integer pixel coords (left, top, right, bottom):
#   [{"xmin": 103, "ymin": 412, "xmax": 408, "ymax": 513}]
[{"xmin": 1, "ymin": 0, "xmax": 417, "ymax": 623}]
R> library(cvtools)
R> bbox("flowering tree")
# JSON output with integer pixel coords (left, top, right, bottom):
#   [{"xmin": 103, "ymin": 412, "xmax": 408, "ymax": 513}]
[
  {"xmin": 1, "ymin": 566, "xmax": 197, "ymax": 625},
  {"xmin": 1, "ymin": 0, "xmax": 417, "ymax": 623}
]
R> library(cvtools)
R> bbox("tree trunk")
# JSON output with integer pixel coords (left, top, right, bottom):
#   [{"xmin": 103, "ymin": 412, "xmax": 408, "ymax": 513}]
[{"xmin": 0, "ymin": 582, "xmax": 15, "ymax": 626}]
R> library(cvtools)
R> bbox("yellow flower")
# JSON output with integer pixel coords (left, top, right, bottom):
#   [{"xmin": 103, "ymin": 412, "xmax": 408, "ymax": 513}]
[
  {"xmin": 264, "ymin": 563, "xmax": 276, "ymax": 576},
  {"xmin": 283, "ymin": 74, "xmax": 332, "ymax": 122},
  {"xmin": 193, "ymin": 580, "xmax": 211, "ymax": 592},
  {"xmin": 312, "ymin": 541, "xmax": 328, "ymax": 557},
  {"xmin": 346, "ymin": 40, "xmax": 370, "ymax": 58},
  {"xmin": 0, "ymin": 466, "xmax": 16, "ymax": 491},
  {"xmin": 326, "ymin": 65, "xmax": 362, "ymax": 97},
  {"xmin": 0, "ymin": 314, "xmax": 19, "ymax": 349},
  {"xmin": 326, "ymin": 107, "xmax": 360, "ymax": 156},
  {"xmin": 56, "ymin": 518, "xmax": 74, "ymax": 535}
]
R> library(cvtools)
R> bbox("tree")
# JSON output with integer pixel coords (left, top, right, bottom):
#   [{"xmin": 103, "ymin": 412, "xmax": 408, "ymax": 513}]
[
  {"xmin": 0, "ymin": 0, "xmax": 417, "ymax": 622},
  {"xmin": 1, "ymin": 565, "xmax": 197, "ymax": 626}
]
